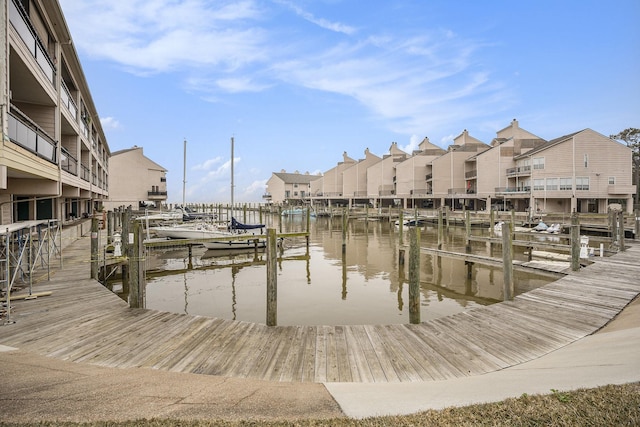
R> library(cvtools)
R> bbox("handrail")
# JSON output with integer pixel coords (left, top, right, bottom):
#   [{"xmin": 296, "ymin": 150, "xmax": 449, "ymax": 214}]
[{"xmin": 8, "ymin": 108, "xmax": 57, "ymax": 164}]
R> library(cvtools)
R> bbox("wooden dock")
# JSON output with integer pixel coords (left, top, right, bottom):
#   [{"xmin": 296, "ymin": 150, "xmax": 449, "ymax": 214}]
[{"xmin": 1, "ymin": 234, "xmax": 638, "ymax": 383}]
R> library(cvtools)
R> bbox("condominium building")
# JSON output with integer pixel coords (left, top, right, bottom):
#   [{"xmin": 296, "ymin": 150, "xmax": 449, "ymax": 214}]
[
  {"xmin": 264, "ymin": 170, "xmax": 320, "ymax": 205},
  {"xmin": 1, "ymin": 0, "xmax": 109, "ymax": 223},
  {"xmin": 266, "ymin": 120, "xmax": 636, "ymax": 213},
  {"xmin": 104, "ymin": 146, "xmax": 167, "ymax": 211}
]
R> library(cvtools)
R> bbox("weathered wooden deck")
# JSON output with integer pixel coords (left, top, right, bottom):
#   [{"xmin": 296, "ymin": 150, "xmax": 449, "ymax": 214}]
[{"xmin": 1, "ymin": 235, "xmax": 638, "ymax": 383}]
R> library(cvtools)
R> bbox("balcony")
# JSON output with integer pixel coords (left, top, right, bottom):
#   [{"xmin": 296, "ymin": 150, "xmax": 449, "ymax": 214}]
[
  {"xmin": 61, "ymin": 81, "xmax": 78, "ymax": 119},
  {"xmin": 61, "ymin": 147, "xmax": 78, "ymax": 175},
  {"xmin": 81, "ymin": 165, "xmax": 90, "ymax": 182},
  {"xmin": 495, "ymin": 187, "xmax": 530, "ymax": 196},
  {"xmin": 425, "ymin": 173, "xmax": 433, "ymax": 181},
  {"xmin": 8, "ymin": 108, "xmax": 57, "ymax": 163},
  {"xmin": 447, "ymin": 188, "xmax": 467, "ymax": 195},
  {"xmin": 465, "ymin": 169, "xmax": 477, "ymax": 179},
  {"xmin": 506, "ymin": 165, "xmax": 531, "ymax": 177},
  {"xmin": 262, "ymin": 193, "xmax": 272, "ymax": 200},
  {"xmin": 9, "ymin": 0, "xmax": 55, "ymax": 83},
  {"xmin": 148, "ymin": 191, "xmax": 168, "ymax": 200}
]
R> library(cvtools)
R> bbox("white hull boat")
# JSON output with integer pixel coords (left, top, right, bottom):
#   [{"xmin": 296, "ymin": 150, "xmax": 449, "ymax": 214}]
[{"xmin": 152, "ymin": 223, "xmax": 228, "ymax": 240}]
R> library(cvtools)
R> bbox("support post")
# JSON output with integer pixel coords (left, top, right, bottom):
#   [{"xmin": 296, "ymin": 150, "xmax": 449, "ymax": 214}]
[
  {"xmin": 437, "ymin": 208, "xmax": 444, "ymax": 249},
  {"xmin": 465, "ymin": 210, "xmax": 471, "ymax": 253},
  {"xmin": 266, "ymin": 228, "xmax": 277, "ymax": 326},
  {"xmin": 570, "ymin": 212, "xmax": 580, "ymax": 271},
  {"xmin": 501, "ymin": 221, "xmax": 514, "ymax": 301},
  {"xmin": 635, "ymin": 209, "xmax": 639, "ymax": 240},
  {"xmin": 129, "ymin": 220, "xmax": 145, "ymax": 309},
  {"xmin": 408, "ymin": 227, "xmax": 420, "ymax": 324},
  {"xmin": 90, "ymin": 216, "xmax": 99, "ymax": 280},
  {"xmin": 398, "ymin": 209, "xmax": 404, "ymax": 246},
  {"xmin": 618, "ymin": 211, "xmax": 625, "ymax": 251},
  {"xmin": 342, "ymin": 208, "xmax": 347, "ymax": 254}
]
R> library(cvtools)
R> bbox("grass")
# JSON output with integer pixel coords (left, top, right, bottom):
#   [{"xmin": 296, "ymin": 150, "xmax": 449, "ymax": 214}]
[{"xmin": 2, "ymin": 382, "xmax": 638, "ymax": 427}]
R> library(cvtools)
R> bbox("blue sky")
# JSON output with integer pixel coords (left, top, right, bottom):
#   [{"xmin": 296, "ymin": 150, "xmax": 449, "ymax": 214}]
[{"xmin": 58, "ymin": 0, "xmax": 640, "ymax": 204}]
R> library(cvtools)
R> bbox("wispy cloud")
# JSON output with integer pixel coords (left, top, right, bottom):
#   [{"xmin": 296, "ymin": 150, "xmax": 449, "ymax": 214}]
[
  {"xmin": 273, "ymin": 0, "xmax": 357, "ymax": 35},
  {"xmin": 192, "ymin": 156, "xmax": 223, "ymax": 171}
]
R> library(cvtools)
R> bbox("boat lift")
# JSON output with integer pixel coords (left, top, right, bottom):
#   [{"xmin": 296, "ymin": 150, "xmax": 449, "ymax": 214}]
[{"xmin": 1, "ymin": 220, "xmax": 61, "ymax": 324}]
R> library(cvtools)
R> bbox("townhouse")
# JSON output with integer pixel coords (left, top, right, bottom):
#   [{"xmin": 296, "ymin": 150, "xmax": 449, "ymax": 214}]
[
  {"xmin": 104, "ymin": 146, "xmax": 168, "ymax": 211},
  {"xmin": 266, "ymin": 120, "xmax": 636, "ymax": 213},
  {"xmin": 264, "ymin": 170, "xmax": 320, "ymax": 205},
  {"xmin": 1, "ymin": 0, "xmax": 109, "ymax": 224}
]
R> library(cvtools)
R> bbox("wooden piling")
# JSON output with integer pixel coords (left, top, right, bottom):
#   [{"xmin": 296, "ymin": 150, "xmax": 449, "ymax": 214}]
[
  {"xmin": 465, "ymin": 210, "xmax": 471, "ymax": 253},
  {"xmin": 91, "ymin": 216, "xmax": 99, "ymax": 280},
  {"xmin": 129, "ymin": 220, "xmax": 145, "ymax": 309},
  {"xmin": 266, "ymin": 228, "xmax": 277, "ymax": 326},
  {"xmin": 570, "ymin": 212, "xmax": 580, "ymax": 271},
  {"xmin": 489, "ymin": 209, "xmax": 495, "ymax": 238},
  {"xmin": 618, "ymin": 211, "xmax": 625, "ymax": 251},
  {"xmin": 635, "ymin": 209, "xmax": 639, "ymax": 240},
  {"xmin": 437, "ymin": 208, "xmax": 444, "ymax": 249},
  {"xmin": 398, "ymin": 209, "xmax": 404, "ymax": 245},
  {"xmin": 408, "ymin": 227, "xmax": 420, "ymax": 324},
  {"xmin": 342, "ymin": 208, "xmax": 348, "ymax": 254},
  {"xmin": 501, "ymin": 221, "xmax": 514, "ymax": 301}
]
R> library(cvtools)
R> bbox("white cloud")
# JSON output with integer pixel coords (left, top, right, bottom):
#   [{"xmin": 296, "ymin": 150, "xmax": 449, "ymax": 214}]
[
  {"xmin": 400, "ymin": 135, "xmax": 422, "ymax": 154},
  {"xmin": 192, "ymin": 156, "xmax": 223, "ymax": 171},
  {"xmin": 274, "ymin": 0, "xmax": 357, "ymax": 35},
  {"xmin": 99, "ymin": 116, "xmax": 120, "ymax": 130}
]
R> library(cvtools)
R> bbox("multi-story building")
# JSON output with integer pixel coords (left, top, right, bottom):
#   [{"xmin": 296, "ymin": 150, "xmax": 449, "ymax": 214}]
[
  {"xmin": 264, "ymin": 170, "xmax": 320, "ymax": 205},
  {"xmin": 104, "ymin": 146, "xmax": 167, "ymax": 211},
  {"xmin": 1, "ymin": 0, "xmax": 109, "ymax": 223},
  {"xmin": 266, "ymin": 121, "xmax": 636, "ymax": 214},
  {"xmin": 309, "ymin": 152, "xmax": 356, "ymax": 201}
]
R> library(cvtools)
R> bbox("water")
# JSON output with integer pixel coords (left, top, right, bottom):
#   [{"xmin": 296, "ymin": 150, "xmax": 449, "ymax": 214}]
[{"xmin": 143, "ymin": 215, "xmax": 554, "ymax": 326}]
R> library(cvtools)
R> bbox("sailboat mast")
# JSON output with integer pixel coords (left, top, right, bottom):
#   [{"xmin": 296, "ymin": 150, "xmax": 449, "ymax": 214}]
[
  {"xmin": 182, "ymin": 138, "xmax": 187, "ymax": 207},
  {"xmin": 230, "ymin": 137, "xmax": 235, "ymax": 210}
]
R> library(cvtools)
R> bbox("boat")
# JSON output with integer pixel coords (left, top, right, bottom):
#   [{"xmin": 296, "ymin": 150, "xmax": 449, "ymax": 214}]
[
  {"xmin": 395, "ymin": 217, "xmax": 426, "ymax": 227},
  {"xmin": 151, "ymin": 222, "xmax": 229, "ymax": 240},
  {"xmin": 136, "ymin": 207, "xmax": 187, "ymax": 222},
  {"xmin": 281, "ymin": 207, "xmax": 308, "ymax": 216}
]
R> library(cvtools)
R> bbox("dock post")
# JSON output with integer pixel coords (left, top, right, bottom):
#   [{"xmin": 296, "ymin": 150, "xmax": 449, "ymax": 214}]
[
  {"xmin": 465, "ymin": 210, "xmax": 471, "ymax": 253},
  {"xmin": 398, "ymin": 248, "xmax": 405, "ymax": 266},
  {"xmin": 91, "ymin": 216, "xmax": 99, "ymax": 280},
  {"xmin": 570, "ymin": 212, "xmax": 580, "ymax": 271},
  {"xmin": 437, "ymin": 207, "xmax": 444, "ymax": 249},
  {"xmin": 609, "ymin": 209, "xmax": 617, "ymax": 246},
  {"xmin": 489, "ymin": 209, "xmax": 495, "ymax": 238},
  {"xmin": 129, "ymin": 220, "xmax": 145, "ymax": 309},
  {"xmin": 306, "ymin": 207, "xmax": 311, "ymax": 249},
  {"xmin": 635, "ymin": 209, "xmax": 639, "ymax": 240},
  {"xmin": 618, "ymin": 211, "xmax": 625, "ymax": 251},
  {"xmin": 342, "ymin": 207, "xmax": 348, "ymax": 254},
  {"xmin": 408, "ymin": 227, "xmax": 420, "ymax": 324},
  {"xmin": 266, "ymin": 228, "xmax": 277, "ymax": 326},
  {"xmin": 398, "ymin": 209, "xmax": 404, "ymax": 245},
  {"xmin": 501, "ymin": 221, "xmax": 514, "ymax": 301}
]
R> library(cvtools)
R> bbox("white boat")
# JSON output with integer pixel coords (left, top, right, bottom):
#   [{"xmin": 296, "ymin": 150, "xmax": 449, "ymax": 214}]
[
  {"xmin": 281, "ymin": 207, "xmax": 308, "ymax": 216},
  {"xmin": 151, "ymin": 222, "xmax": 228, "ymax": 240},
  {"xmin": 136, "ymin": 207, "xmax": 186, "ymax": 222}
]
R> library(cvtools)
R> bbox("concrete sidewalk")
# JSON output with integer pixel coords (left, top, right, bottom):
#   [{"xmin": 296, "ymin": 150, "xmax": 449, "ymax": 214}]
[
  {"xmin": 0, "ymin": 297, "xmax": 637, "ymax": 423},
  {"xmin": 327, "ymin": 301, "xmax": 640, "ymax": 418}
]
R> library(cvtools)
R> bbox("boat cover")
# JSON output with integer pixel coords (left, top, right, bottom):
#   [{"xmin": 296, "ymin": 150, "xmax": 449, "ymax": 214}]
[{"xmin": 231, "ymin": 217, "xmax": 265, "ymax": 230}]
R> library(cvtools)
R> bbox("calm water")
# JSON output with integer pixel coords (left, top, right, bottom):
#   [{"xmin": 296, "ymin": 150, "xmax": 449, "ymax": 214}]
[{"xmin": 143, "ymin": 215, "xmax": 554, "ymax": 326}]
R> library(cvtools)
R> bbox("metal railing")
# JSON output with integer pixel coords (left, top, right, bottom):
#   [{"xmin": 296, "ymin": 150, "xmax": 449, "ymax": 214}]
[
  {"xmin": 60, "ymin": 81, "xmax": 78, "ymax": 119},
  {"xmin": 81, "ymin": 165, "xmax": 90, "ymax": 182},
  {"xmin": 60, "ymin": 147, "xmax": 77, "ymax": 175},
  {"xmin": 9, "ymin": 0, "xmax": 55, "ymax": 83},
  {"xmin": 8, "ymin": 109, "xmax": 57, "ymax": 164},
  {"xmin": 506, "ymin": 165, "xmax": 531, "ymax": 176}
]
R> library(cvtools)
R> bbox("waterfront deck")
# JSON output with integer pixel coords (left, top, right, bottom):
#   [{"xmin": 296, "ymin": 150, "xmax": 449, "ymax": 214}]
[{"xmin": 1, "ymin": 234, "xmax": 638, "ymax": 383}]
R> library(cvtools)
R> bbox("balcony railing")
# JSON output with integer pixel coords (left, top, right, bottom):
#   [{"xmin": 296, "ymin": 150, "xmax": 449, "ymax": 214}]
[
  {"xmin": 465, "ymin": 169, "xmax": 477, "ymax": 179},
  {"xmin": 80, "ymin": 165, "xmax": 90, "ymax": 182},
  {"xmin": 61, "ymin": 81, "xmax": 78, "ymax": 119},
  {"xmin": 148, "ymin": 191, "xmax": 168, "ymax": 199},
  {"xmin": 262, "ymin": 193, "xmax": 272, "ymax": 199},
  {"xmin": 60, "ymin": 147, "xmax": 78, "ymax": 175},
  {"xmin": 506, "ymin": 165, "xmax": 531, "ymax": 177},
  {"xmin": 8, "ymin": 109, "xmax": 57, "ymax": 164},
  {"xmin": 9, "ymin": 0, "xmax": 55, "ymax": 83},
  {"xmin": 495, "ymin": 187, "xmax": 531, "ymax": 195},
  {"xmin": 425, "ymin": 173, "xmax": 433, "ymax": 180},
  {"xmin": 447, "ymin": 188, "xmax": 467, "ymax": 195}
]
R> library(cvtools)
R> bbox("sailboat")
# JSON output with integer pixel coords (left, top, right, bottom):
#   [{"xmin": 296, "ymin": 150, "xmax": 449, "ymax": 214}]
[{"xmin": 202, "ymin": 137, "xmax": 266, "ymax": 250}]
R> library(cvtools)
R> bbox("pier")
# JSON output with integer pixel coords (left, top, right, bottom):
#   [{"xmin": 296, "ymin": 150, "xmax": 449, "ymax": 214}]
[{"xmin": 1, "ymin": 225, "xmax": 638, "ymax": 383}]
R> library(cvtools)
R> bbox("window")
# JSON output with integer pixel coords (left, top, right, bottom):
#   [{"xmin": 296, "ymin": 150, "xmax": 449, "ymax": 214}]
[
  {"xmin": 546, "ymin": 178, "xmax": 558, "ymax": 190},
  {"xmin": 584, "ymin": 154, "xmax": 589, "ymax": 168},
  {"xmin": 533, "ymin": 179, "xmax": 545, "ymax": 191},
  {"xmin": 533, "ymin": 157, "xmax": 545, "ymax": 170},
  {"xmin": 576, "ymin": 177, "xmax": 589, "ymax": 191},
  {"xmin": 560, "ymin": 178, "xmax": 572, "ymax": 191},
  {"xmin": 608, "ymin": 176, "xmax": 616, "ymax": 185}
]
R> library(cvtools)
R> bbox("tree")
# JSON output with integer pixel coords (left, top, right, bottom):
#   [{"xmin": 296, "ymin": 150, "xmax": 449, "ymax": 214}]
[{"xmin": 610, "ymin": 128, "xmax": 640, "ymax": 206}]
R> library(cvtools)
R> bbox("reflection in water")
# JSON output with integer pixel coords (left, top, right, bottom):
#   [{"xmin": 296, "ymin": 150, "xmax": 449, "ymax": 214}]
[{"xmin": 143, "ymin": 216, "xmax": 556, "ymax": 326}]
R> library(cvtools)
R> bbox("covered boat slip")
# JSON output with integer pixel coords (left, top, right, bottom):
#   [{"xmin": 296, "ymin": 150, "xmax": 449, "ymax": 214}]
[{"xmin": 0, "ymin": 233, "xmax": 638, "ymax": 383}]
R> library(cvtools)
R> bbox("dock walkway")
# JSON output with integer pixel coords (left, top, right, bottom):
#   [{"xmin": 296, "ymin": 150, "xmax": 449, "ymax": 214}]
[{"xmin": 1, "ymin": 234, "xmax": 638, "ymax": 383}]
